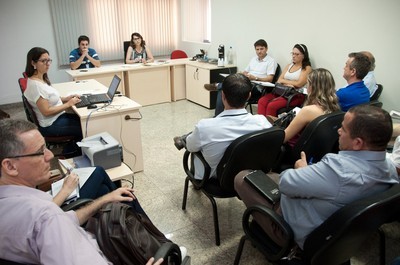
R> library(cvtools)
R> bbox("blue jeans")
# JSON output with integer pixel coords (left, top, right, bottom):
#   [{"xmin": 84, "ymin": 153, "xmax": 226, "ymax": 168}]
[
  {"xmin": 80, "ymin": 167, "xmax": 147, "ymax": 216},
  {"xmin": 39, "ymin": 113, "xmax": 83, "ymax": 140}
]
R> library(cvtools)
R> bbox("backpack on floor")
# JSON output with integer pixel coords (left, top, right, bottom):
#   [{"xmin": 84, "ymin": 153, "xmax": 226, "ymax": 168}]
[{"xmin": 86, "ymin": 202, "xmax": 173, "ymax": 265}]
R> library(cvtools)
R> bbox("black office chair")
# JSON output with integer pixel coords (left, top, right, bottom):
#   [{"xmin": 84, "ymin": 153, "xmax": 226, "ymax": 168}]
[
  {"xmin": 123, "ymin": 41, "xmax": 130, "ymax": 63},
  {"xmin": 370, "ymin": 83, "xmax": 383, "ymax": 101},
  {"xmin": 274, "ymin": 111, "xmax": 345, "ymax": 173},
  {"xmin": 181, "ymin": 127, "xmax": 285, "ymax": 245},
  {"xmin": 18, "ymin": 78, "xmax": 80, "ymax": 158},
  {"xmin": 246, "ymin": 64, "xmax": 281, "ymax": 114},
  {"xmin": 234, "ymin": 184, "xmax": 400, "ymax": 265}
]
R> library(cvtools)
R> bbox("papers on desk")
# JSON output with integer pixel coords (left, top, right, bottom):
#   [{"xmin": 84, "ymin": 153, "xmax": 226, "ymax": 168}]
[{"xmin": 251, "ymin": 81, "xmax": 275, "ymax": 87}]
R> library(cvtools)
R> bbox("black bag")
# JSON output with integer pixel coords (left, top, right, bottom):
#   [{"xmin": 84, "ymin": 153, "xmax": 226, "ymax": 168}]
[
  {"xmin": 273, "ymin": 83, "xmax": 297, "ymax": 99},
  {"xmin": 273, "ymin": 110, "xmax": 296, "ymax": 129},
  {"xmin": 86, "ymin": 202, "xmax": 172, "ymax": 265}
]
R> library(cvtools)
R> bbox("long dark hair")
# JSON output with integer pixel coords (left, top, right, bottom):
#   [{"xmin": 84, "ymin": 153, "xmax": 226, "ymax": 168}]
[
  {"xmin": 294, "ymin": 44, "xmax": 311, "ymax": 69},
  {"xmin": 129, "ymin": 32, "xmax": 146, "ymax": 49},
  {"xmin": 25, "ymin": 47, "xmax": 51, "ymax": 85}
]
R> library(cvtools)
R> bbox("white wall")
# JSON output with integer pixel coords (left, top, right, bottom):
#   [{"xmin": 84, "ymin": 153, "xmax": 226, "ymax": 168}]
[
  {"xmin": 180, "ymin": 0, "xmax": 400, "ymax": 112},
  {"xmin": 1, "ymin": 0, "xmax": 400, "ymax": 112},
  {"xmin": 0, "ymin": 0, "xmax": 71, "ymax": 105}
]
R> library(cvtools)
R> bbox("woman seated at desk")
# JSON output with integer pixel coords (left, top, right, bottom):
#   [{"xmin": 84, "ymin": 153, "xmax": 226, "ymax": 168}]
[
  {"xmin": 24, "ymin": 47, "xmax": 83, "ymax": 141},
  {"xmin": 125, "ymin": 32, "xmax": 154, "ymax": 64}
]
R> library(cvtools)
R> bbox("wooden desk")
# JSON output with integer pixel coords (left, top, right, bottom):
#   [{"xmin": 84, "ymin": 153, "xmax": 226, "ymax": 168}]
[
  {"xmin": 66, "ymin": 158, "xmax": 133, "ymax": 183},
  {"xmin": 66, "ymin": 65, "xmax": 126, "ymax": 95},
  {"xmin": 122, "ymin": 63, "xmax": 172, "ymax": 106},
  {"xmin": 54, "ymin": 79, "xmax": 144, "ymax": 172},
  {"xmin": 65, "ymin": 59, "xmax": 237, "ymax": 109}
]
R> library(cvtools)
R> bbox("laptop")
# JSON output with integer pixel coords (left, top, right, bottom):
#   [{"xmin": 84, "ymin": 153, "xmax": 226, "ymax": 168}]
[{"xmin": 76, "ymin": 75, "xmax": 121, "ymax": 108}]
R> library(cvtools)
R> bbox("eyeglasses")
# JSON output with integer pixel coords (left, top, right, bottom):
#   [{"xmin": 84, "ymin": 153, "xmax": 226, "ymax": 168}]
[
  {"xmin": 291, "ymin": 52, "xmax": 302, "ymax": 56},
  {"xmin": 37, "ymin": 59, "xmax": 53, "ymax": 64},
  {"xmin": 7, "ymin": 146, "xmax": 48, "ymax": 159}
]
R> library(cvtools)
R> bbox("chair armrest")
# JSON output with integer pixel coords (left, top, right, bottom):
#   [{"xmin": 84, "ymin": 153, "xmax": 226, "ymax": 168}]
[
  {"xmin": 61, "ymin": 198, "xmax": 93, "ymax": 211},
  {"xmin": 242, "ymin": 204, "xmax": 294, "ymax": 261},
  {"xmin": 183, "ymin": 150, "xmax": 211, "ymax": 189},
  {"xmin": 153, "ymin": 242, "xmax": 182, "ymax": 264}
]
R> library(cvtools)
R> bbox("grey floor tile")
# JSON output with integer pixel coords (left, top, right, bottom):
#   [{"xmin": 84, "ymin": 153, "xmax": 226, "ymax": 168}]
[{"xmin": 3, "ymin": 99, "xmax": 400, "ymax": 265}]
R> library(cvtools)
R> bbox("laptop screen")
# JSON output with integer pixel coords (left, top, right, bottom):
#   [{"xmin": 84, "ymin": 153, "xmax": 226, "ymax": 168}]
[{"xmin": 107, "ymin": 75, "xmax": 121, "ymax": 100}]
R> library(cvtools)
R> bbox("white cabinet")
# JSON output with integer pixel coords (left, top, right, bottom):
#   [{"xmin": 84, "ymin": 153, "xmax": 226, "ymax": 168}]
[{"xmin": 185, "ymin": 62, "xmax": 237, "ymax": 109}]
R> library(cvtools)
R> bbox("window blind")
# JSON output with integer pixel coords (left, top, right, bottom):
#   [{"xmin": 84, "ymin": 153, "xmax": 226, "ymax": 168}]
[{"xmin": 49, "ymin": 0, "xmax": 178, "ymax": 66}]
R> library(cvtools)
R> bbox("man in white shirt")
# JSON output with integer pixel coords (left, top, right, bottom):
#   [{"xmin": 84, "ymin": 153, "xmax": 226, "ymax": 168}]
[
  {"xmin": 204, "ymin": 39, "xmax": 278, "ymax": 116},
  {"xmin": 174, "ymin": 73, "xmax": 272, "ymax": 179}
]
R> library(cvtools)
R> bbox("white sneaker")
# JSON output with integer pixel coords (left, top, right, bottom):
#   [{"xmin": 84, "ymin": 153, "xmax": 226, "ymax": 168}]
[{"xmin": 179, "ymin": 246, "xmax": 187, "ymax": 261}]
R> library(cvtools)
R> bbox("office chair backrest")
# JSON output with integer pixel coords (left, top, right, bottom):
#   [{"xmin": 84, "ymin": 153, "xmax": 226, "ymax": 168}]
[
  {"xmin": 18, "ymin": 77, "xmax": 27, "ymax": 93},
  {"xmin": 290, "ymin": 111, "xmax": 345, "ymax": 164},
  {"xmin": 272, "ymin": 64, "xmax": 281, "ymax": 84},
  {"xmin": 123, "ymin": 41, "xmax": 130, "ymax": 63},
  {"xmin": 217, "ymin": 127, "xmax": 285, "ymax": 192},
  {"xmin": 370, "ymin": 83, "xmax": 383, "ymax": 101},
  {"xmin": 171, "ymin": 50, "xmax": 188, "ymax": 59},
  {"xmin": 303, "ymin": 184, "xmax": 400, "ymax": 265}
]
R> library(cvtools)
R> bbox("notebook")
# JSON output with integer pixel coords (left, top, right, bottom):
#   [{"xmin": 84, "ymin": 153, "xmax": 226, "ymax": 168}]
[
  {"xmin": 76, "ymin": 75, "xmax": 121, "ymax": 108},
  {"xmin": 244, "ymin": 170, "xmax": 281, "ymax": 204}
]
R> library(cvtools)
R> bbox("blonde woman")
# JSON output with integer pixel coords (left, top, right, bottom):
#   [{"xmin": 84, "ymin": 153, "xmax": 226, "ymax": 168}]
[{"xmin": 284, "ymin": 68, "xmax": 340, "ymax": 147}]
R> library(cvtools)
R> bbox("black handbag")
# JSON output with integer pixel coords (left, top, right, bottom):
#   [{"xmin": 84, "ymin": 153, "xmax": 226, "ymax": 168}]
[
  {"xmin": 273, "ymin": 110, "xmax": 296, "ymax": 129},
  {"xmin": 273, "ymin": 83, "xmax": 297, "ymax": 99}
]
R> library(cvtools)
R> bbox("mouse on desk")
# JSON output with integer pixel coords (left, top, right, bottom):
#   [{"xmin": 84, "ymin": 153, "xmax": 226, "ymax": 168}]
[{"xmin": 87, "ymin": 104, "xmax": 97, "ymax": 109}]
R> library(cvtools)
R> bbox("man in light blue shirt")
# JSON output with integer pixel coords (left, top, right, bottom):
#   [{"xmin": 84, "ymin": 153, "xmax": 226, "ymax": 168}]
[
  {"xmin": 174, "ymin": 73, "xmax": 272, "ymax": 179},
  {"xmin": 235, "ymin": 105, "xmax": 398, "ymax": 248}
]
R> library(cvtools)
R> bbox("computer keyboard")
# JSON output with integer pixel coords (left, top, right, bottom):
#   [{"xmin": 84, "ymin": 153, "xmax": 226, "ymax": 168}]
[{"xmin": 75, "ymin": 96, "xmax": 90, "ymax": 108}]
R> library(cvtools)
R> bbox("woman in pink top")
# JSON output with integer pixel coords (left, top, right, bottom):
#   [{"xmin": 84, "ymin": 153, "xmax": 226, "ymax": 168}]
[{"xmin": 258, "ymin": 44, "xmax": 312, "ymax": 117}]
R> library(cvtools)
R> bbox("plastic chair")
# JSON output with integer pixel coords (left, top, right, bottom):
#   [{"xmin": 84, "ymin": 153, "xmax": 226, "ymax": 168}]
[
  {"xmin": 18, "ymin": 78, "xmax": 80, "ymax": 158},
  {"xmin": 234, "ymin": 184, "xmax": 400, "ymax": 265},
  {"xmin": 181, "ymin": 127, "xmax": 285, "ymax": 245},
  {"xmin": 274, "ymin": 111, "xmax": 345, "ymax": 173},
  {"xmin": 171, "ymin": 50, "xmax": 188, "ymax": 59},
  {"xmin": 246, "ymin": 64, "xmax": 281, "ymax": 114}
]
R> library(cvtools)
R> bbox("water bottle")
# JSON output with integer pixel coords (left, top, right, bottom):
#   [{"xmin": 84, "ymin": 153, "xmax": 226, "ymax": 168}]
[{"xmin": 227, "ymin": 46, "xmax": 234, "ymax": 65}]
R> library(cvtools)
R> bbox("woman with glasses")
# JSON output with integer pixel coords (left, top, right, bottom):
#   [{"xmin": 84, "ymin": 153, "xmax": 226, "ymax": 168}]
[
  {"xmin": 125, "ymin": 32, "xmax": 154, "ymax": 64},
  {"xmin": 257, "ymin": 44, "xmax": 312, "ymax": 117},
  {"xmin": 24, "ymin": 47, "xmax": 83, "ymax": 141}
]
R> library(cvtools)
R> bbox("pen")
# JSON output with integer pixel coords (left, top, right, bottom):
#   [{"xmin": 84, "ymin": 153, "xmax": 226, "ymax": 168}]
[{"xmin": 308, "ymin": 157, "xmax": 314, "ymax": 165}]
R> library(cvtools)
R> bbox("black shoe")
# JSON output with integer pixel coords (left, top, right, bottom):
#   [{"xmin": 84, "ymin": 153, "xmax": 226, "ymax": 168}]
[{"xmin": 173, "ymin": 136, "xmax": 185, "ymax": 150}]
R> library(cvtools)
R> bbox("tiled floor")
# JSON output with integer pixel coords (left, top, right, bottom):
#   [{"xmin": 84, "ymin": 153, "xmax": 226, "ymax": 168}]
[{"xmin": 2, "ymin": 100, "xmax": 400, "ymax": 264}]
